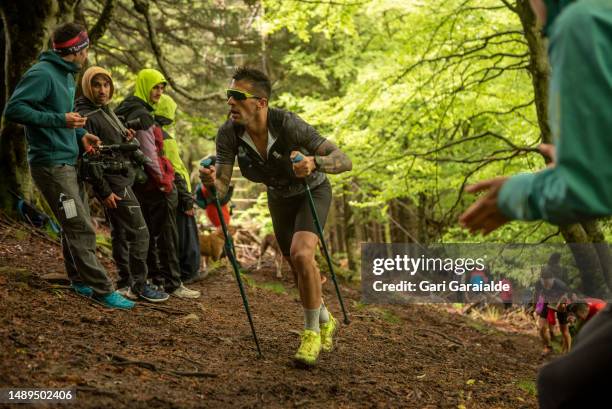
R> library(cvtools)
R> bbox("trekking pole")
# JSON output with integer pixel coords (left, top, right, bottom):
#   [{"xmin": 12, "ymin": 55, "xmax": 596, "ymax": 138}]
[
  {"xmin": 291, "ymin": 153, "xmax": 350, "ymax": 325},
  {"xmin": 200, "ymin": 158, "xmax": 263, "ymax": 357}
]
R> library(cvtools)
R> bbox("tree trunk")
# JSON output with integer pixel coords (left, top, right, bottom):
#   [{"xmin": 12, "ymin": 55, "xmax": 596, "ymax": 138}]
[
  {"xmin": 343, "ymin": 192, "xmax": 357, "ymax": 271},
  {"xmin": 560, "ymin": 224, "xmax": 607, "ymax": 297},
  {"xmin": 328, "ymin": 200, "xmax": 336, "ymax": 254},
  {"xmin": 417, "ymin": 193, "xmax": 427, "ymax": 244},
  {"xmin": 516, "ymin": 0, "xmax": 551, "ymax": 144},
  {"xmin": 581, "ymin": 220, "xmax": 612, "ymax": 293},
  {"xmin": 0, "ymin": 1, "xmax": 78, "ymax": 212},
  {"xmin": 336, "ymin": 198, "xmax": 346, "ymax": 253},
  {"xmin": 389, "ymin": 199, "xmax": 404, "ymax": 243},
  {"xmin": 0, "ymin": 18, "xmax": 5, "ymax": 114}
]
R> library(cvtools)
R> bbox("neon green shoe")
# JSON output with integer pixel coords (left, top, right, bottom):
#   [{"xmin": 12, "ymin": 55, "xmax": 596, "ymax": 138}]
[
  {"xmin": 294, "ymin": 330, "xmax": 321, "ymax": 366},
  {"xmin": 320, "ymin": 313, "xmax": 338, "ymax": 352}
]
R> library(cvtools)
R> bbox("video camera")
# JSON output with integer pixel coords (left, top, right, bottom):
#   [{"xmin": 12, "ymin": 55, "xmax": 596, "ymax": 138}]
[
  {"xmin": 124, "ymin": 117, "xmax": 144, "ymax": 131},
  {"xmin": 80, "ymin": 144, "xmax": 137, "ymax": 183}
]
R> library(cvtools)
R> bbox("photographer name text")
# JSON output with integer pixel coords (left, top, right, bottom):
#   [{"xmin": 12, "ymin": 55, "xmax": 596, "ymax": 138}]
[{"xmin": 372, "ymin": 280, "xmax": 510, "ymax": 293}]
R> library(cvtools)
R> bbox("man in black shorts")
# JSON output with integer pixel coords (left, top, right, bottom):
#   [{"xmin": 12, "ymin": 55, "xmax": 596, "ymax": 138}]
[{"xmin": 200, "ymin": 67, "xmax": 352, "ymax": 366}]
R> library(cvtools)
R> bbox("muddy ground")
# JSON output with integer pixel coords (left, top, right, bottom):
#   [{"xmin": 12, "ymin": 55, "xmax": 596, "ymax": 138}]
[{"xmin": 0, "ymin": 215, "xmax": 545, "ymax": 408}]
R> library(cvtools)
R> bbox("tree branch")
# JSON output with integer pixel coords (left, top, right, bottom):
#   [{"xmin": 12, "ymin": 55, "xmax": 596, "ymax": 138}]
[
  {"xmin": 132, "ymin": 0, "xmax": 222, "ymax": 102},
  {"xmin": 89, "ymin": 0, "xmax": 115, "ymax": 46}
]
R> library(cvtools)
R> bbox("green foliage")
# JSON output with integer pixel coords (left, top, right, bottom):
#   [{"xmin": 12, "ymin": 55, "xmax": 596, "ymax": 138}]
[
  {"xmin": 517, "ymin": 379, "xmax": 537, "ymax": 396},
  {"xmin": 262, "ymin": 0, "xmax": 563, "ymax": 243}
]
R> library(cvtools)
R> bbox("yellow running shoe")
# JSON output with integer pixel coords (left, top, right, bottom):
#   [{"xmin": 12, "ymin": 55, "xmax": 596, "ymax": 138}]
[
  {"xmin": 294, "ymin": 330, "xmax": 321, "ymax": 366},
  {"xmin": 320, "ymin": 313, "xmax": 338, "ymax": 352}
]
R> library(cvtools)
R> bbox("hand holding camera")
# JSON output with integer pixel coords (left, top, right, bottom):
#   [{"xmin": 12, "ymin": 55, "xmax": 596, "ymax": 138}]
[{"xmin": 82, "ymin": 133, "xmax": 101, "ymax": 153}]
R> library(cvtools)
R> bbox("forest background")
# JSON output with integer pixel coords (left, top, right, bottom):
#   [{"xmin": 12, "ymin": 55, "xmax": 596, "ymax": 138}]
[{"xmin": 2, "ymin": 0, "xmax": 611, "ymax": 296}]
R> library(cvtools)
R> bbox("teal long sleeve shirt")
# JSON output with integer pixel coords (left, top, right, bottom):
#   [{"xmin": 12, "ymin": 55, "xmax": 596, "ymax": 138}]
[
  {"xmin": 498, "ymin": 0, "xmax": 612, "ymax": 224},
  {"xmin": 4, "ymin": 51, "xmax": 86, "ymax": 167}
]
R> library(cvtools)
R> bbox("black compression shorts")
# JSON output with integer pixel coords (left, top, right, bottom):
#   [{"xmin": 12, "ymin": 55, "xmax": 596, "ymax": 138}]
[{"xmin": 267, "ymin": 179, "xmax": 332, "ymax": 257}]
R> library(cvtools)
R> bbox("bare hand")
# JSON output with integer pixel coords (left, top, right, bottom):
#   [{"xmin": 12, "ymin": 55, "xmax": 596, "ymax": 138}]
[
  {"xmin": 184, "ymin": 208, "xmax": 195, "ymax": 217},
  {"xmin": 82, "ymin": 133, "xmax": 101, "ymax": 153},
  {"xmin": 538, "ymin": 143, "xmax": 556, "ymax": 167},
  {"xmin": 290, "ymin": 150, "xmax": 315, "ymax": 178},
  {"xmin": 459, "ymin": 176, "xmax": 509, "ymax": 235},
  {"xmin": 199, "ymin": 165, "xmax": 216, "ymax": 187},
  {"xmin": 125, "ymin": 128, "xmax": 136, "ymax": 141},
  {"xmin": 66, "ymin": 112, "xmax": 87, "ymax": 128},
  {"xmin": 103, "ymin": 192, "xmax": 122, "ymax": 209}
]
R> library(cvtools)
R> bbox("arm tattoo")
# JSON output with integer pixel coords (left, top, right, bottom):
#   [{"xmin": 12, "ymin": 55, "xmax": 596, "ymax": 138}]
[
  {"xmin": 314, "ymin": 140, "xmax": 352, "ymax": 174},
  {"xmin": 215, "ymin": 163, "xmax": 233, "ymax": 198}
]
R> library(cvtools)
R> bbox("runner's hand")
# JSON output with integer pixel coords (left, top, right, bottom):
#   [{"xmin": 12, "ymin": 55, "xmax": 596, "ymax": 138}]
[
  {"xmin": 200, "ymin": 165, "xmax": 216, "ymax": 187},
  {"xmin": 290, "ymin": 151, "xmax": 315, "ymax": 177}
]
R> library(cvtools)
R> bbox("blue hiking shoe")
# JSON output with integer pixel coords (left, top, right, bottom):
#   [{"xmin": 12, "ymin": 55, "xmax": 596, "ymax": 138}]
[
  {"xmin": 72, "ymin": 283, "xmax": 93, "ymax": 297},
  {"xmin": 93, "ymin": 291, "xmax": 135, "ymax": 309},
  {"xmin": 138, "ymin": 283, "xmax": 169, "ymax": 303}
]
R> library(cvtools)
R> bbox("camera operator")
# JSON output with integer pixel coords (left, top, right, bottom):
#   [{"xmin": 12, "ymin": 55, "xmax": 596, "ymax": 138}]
[
  {"xmin": 75, "ymin": 66, "xmax": 169, "ymax": 303},
  {"xmin": 115, "ymin": 69, "xmax": 200, "ymax": 299},
  {"xmin": 3, "ymin": 23, "xmax": 133, "ymax": 309}
]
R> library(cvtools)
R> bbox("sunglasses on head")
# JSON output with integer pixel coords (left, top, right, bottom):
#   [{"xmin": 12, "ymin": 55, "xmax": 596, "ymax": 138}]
[{"xmin": 226, "ymin": 88, "xmax": 262, "ymax": 101}]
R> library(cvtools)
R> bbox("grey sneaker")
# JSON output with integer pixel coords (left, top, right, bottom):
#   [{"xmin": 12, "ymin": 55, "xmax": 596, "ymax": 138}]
[
  {"xmin": 117, "ymin": 286, "xmax": 137, "ymax": 300},
  {"xmin": 172, "ymin": 283, "xmax": 201, "ymax": 299}
]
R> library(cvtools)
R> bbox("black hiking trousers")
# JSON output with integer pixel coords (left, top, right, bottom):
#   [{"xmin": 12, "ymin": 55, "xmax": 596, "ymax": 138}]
[
  {"xmin": 538, "ymin": 305, "xmax": 612, "ymax": 408},
  {"xmin": 133, "ymin": 185, "xmax": 182, "ymax": 292},
  {"xmin": 105, "ymin": 185, "xmax": 150, "ymax": 294}
]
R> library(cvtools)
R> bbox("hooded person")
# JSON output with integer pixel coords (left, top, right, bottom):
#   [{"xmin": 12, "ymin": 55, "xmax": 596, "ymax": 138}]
[
  {"xmin": 115, "ymin": 69, "xmax": 200, "ymax": 299},
  {"xmin": 75, "ymin": 66, "xmax": 169, "ymax": 303},
  {"xmin": 4, "ymin": 22, "xmax": 134, "ymax": 309},
  {"xmin": 153, "ymin": 95, "xmax": 203, "ymax": 283}
]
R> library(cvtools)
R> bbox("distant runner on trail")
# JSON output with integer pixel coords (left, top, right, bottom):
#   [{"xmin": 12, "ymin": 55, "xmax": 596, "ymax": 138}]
[
  {"xmin": 459, "ymin": 0, "xmax": 612, "ymax": 407},
  {"xmin": 533, "ymin": 266, "xmax": 570, "ymax": 356},
  {"xmin": 199, "ymin": 67, "xmax": 352, "ymax": 366}
]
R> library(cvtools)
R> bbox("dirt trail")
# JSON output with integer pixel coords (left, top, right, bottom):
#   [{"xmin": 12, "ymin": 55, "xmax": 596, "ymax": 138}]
[{"xmin": 0, "ymin": 217, "xmax": 542, "ymax": 408}]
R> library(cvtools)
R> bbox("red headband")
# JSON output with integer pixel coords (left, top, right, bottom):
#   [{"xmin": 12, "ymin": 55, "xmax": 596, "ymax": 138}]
[{"xmin": 53, "ymin": 31, "xmax": 90, "ymax": 55}]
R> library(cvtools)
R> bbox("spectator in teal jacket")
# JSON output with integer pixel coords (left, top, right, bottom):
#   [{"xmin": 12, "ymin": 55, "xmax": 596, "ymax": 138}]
[
  {"xmin": 3, "ymin": 22, "xmax": 134, "ymax": 309},
  {"xmin": 459, "ymin": 0, "xmax": 612, "ymax": 231},
  {"xmin": 460, "ymin": 1, "xmax": 612, "ymax": 408}
]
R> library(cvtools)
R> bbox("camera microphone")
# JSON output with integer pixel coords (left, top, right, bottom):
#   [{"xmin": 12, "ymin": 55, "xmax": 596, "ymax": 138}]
[{"xmin": 99, "ymin": 143, "xmax": 139, "ymax": 152}]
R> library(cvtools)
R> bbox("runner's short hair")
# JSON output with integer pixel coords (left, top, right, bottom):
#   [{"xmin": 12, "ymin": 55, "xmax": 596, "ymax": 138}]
[{"xmin": 232, "ymin": 67, "xmax": 271, "ymax": 99}]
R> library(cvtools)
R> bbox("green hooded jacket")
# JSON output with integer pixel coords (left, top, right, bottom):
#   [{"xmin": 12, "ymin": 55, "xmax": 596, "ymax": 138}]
[
  {"xmin": 4, "ymin": 51, "xmax": 86, "ymax": 166},
  {"xmin": 498, "ymin": 0, "xmax": 612, "ymax": 224},
  {"xmin": 154, "ymin": 94, "xmax": 192, "ymax": 192},
  {"xmin": 134, "ymin": 68, "xmax": 167, "ymax": 106}
]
